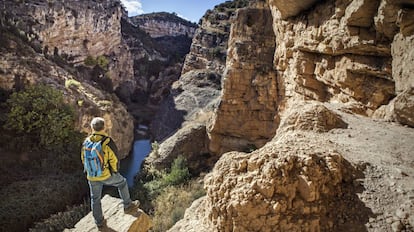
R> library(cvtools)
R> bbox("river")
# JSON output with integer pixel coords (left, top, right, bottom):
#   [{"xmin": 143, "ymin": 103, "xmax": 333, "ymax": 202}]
[{"xmin": 120, "ymin": 139, "xmax": 152, "ymax": 187}]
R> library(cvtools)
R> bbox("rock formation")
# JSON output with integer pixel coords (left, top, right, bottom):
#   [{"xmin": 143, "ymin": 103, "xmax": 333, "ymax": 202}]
[
  {"xmin": 149, "ymin": 2, "xmax": 235, "ymax": 140},
  {"xmin": 120, "ymin": 13, "xmax": 195, "ymax": 125},
  {"xmin": 147, "ymin": 0, "xmax": 249, "ymax": 172},
  {"xmin": 206, "ymin": 0, "xmax": 414, "ymax": 154},
  {"xmin": 0, "ymin": 0, "xmax": 134, "ymax": 157},
  {"xmin": 130, "ymin": 12, "xmax": 197, "ymax": 38},
  {"xmin": 182, "ymin": 1, "xmax": 242, "ymax": 75},
  {"xmin": 208, "ymin": 3, "xmax": 279, "ymax": 154},
  {"xmin": 269, "ymin": 0, "xmax": 395, "ymax": 113},
  {"xmin": 65, "ymin": 195, "xmax": 152, "ymax": 232},
  {"xmin": 2, "ymin": 0, "xmax": 134, "ymax": 91},
  {"xmin": 278, "ymin": 102, "xmax": 348, "ymax": 133},
  {"xmin": 170, "ymin": 129, "xmax": 360, "ymax": 232},
  {"xmin": 167, "ymin": 0, "xmax": 414, "ymax": 231}
]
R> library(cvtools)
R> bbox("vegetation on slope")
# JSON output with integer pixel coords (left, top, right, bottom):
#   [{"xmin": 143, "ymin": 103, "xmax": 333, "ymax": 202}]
[
  {"xmin": 0, "ymin": 84, "xmax": 87, "ymax": 231},
  {"xmin": 131, "ymin": 156, "xmax": 205, "ymax": 232}
]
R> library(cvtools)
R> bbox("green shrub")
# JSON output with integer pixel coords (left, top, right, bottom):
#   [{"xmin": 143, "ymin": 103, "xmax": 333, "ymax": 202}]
[
  {"xmin": 84, "ymin": 55, "xmax": 109, "ymax": 70},
  {"xmin": 143, "ymin": 156, "xmax": 191, "ymax": 199},
  {"xmin": 3, "ymin": 84, "xmax": 76, "ymax": 151},
  {"xmin": 84, "ymin": 55, "xmax": 96, "ymax": 66},
  {"xmin": 96, "ymin": 55, "xmax": 109, "ymax": 70},
  {"xmin": 164, "ymin": 156, "xmax": 191, "ymax": 185}
]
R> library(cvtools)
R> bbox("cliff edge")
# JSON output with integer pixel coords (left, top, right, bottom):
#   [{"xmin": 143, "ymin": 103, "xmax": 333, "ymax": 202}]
[{"xmin": 65, "ymin": 195, "xmax": 152, "ymax": 232}]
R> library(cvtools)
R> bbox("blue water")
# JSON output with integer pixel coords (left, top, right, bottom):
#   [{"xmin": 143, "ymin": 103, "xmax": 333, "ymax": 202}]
[{"xmin": 120, "ymin": 140, "xmax": 151, "ymax": 187}]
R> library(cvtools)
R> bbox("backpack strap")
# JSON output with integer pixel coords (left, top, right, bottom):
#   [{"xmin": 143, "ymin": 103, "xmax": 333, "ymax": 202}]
[
  {"xmin": 92, "ymin": 134, "xmax": 119, "ymax": 173},
  {"xmin": 92, "ymin": 134, "xmax": 108, "ymax": 141}
]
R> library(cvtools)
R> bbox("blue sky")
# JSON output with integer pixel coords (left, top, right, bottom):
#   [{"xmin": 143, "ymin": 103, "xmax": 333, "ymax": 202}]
[{"xmin": 120, "ymin": 0, "xmax": 228, "ymax": 22}]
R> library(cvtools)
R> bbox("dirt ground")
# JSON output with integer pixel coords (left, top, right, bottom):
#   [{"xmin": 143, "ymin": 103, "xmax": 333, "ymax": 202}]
[{"xmin": 325, "ymin": 105, "xmax": 414, "ymax": 232}]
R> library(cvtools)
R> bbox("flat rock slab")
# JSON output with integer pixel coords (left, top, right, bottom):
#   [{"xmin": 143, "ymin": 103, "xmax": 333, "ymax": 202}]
[{"xmin": 65, "ymin": 195, "xmax": 152, "ymax": 232}]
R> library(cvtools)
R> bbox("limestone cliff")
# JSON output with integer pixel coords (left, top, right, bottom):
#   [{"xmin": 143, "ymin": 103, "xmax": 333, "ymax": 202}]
[
  {"xmin": 166, "ymin": 0, "xmax": 414, "ymax": 231},
  {"xmin": 182, "ymin": 1, "xmax": 247, "ymax": 75},
  {"xmin": 147, "ymin": 0, "xmax": 249, "ymax": 172},
  {"xmin": 208, "ymin": 3, "xmax": 279, "ymax": 154},
  {"xmin": 206, "ymin": 0, "xmax": 414, "ymax": 154},
  {"xmin": 119, "ymin": 13, "xmax": 194, "ymax": 125},
  {"xmin": 0, "ymin": 0, "xmax": 134, "ymax": 156},
  {"xmin": 2, "ymin": 0, "xmax": 134, "ymax": 91},
  {"xmin": 130, "ymin": 12, "xmax": 197, "ymax": 38}
]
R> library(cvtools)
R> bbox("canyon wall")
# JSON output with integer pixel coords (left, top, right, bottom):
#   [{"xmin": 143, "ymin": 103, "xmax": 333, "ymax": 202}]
[
  {"xmin": 2, "ymin": 0, "xmax": 134, "ymax": 91},
  {"xmin": 146, "ymin": 0, "xmax": 249, "ymax": 172},
  {"xmin": 120, "ymin": 13, "xmax": 195, "ymax": 122},
  {"xmin": 130, "ymin": 12, "xmax": 197, "ymax": 38},
  {"xmin": 206, "ymin": 0, "xmax": 414, "ymax": 154},
  {"xmin": 169, "ymin": 0, "xmax": 414, "ymax": 231},
  {"xmin": 0, "ymin": 0, "xmax": 134, "ymax": 157},
  {"xmin": 208, "ymin": 2, "xmax": 279, "ymax": 154}
]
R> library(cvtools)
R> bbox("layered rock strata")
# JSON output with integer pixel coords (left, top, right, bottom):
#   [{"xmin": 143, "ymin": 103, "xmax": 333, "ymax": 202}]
[
  {"xmin": 120, "ymin": 13, "xmax": 194, "ymax": 125},
  {"xmin": 146, "ymin": 1, "xmax": 251, "ymax": 174},
  {"xmin": 130, "ymin": 12, "xmax": 197, "ymax": 38},
  {"xmin": 150, "ymin": 0, "xmax": 247, "ymax": 140},
  {"xmin": 181, "ymin": 1, "xmax": 241, "ymax": 75},
  {"xmin": 2, "ymin": 0, "xmax": 134, "ymax": 90},
  {"xmin": 169, "ymin": 0, "xmax": 414, "ymax": 231},
  {"xmin": 208, "ymin": 4, "xmax": 279, "ymax": 154},
  {"xmin": 0, "ymin": 1, "xmax": 134, "ymax": 157},
  {"xmin": 269, "ymin": 0, "xmax": 396, "ymax": 116}
]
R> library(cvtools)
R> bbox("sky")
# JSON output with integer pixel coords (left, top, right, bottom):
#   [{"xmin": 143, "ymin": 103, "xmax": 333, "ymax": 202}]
[{"xmin": 120, "ymin": 0, "xmax": 228, "ymax": 23}]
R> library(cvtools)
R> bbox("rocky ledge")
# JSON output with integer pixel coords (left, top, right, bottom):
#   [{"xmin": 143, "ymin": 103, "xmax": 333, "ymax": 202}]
[{"xmin": 65, "ymin": 195, "xmax": 152, "ymax": 232}]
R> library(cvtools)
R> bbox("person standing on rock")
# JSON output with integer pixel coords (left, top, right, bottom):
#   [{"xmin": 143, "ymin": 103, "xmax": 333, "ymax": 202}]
[{"xmin": 81, "ymin": 117, "xmax": 139, "ymax": 228}]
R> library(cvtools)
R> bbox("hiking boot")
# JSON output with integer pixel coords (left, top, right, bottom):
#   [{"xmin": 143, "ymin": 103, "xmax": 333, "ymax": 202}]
[
  {"xmin": 96, "ymin": 218, "xmax": 106, "ymax": 228},
  {"xmin": 124, "ymin": 200, "xmax": 140, "ymax": 214}
]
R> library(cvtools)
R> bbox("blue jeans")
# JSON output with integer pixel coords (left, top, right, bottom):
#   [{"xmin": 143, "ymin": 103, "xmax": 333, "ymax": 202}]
[{"xmin": 88, "ymin": 173, "xmax": 132, "ymax": 225}]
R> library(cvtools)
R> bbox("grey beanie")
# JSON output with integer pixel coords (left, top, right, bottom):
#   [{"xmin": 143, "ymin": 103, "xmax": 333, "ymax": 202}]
[{"xmin": 91, "ymin": 117, "xmax": 105, "ymax": 131}]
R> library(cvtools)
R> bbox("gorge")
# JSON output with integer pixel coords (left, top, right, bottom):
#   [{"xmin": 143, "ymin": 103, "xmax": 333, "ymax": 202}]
[{"xmin": 1, "ymin": 0, "xmax": 414, "ymax": 231}]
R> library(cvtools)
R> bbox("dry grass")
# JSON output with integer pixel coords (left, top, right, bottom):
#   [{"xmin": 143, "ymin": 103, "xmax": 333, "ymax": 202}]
[{"xmin": 151, "ymin": 180, "xmax": 205, "ymax": 232}]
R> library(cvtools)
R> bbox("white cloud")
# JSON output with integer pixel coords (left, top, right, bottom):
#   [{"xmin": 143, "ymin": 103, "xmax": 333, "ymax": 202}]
[{"xmin": 120, "ymin": 0, "xmax": 144, "ymax": 16}]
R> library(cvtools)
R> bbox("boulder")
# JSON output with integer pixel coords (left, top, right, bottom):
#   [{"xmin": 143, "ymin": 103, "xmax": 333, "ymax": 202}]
[
  {"xmin": 374, "ymin": 87, "xmax": 414, "ymax": 127},
  {"xmin": 65, "ymin": 195, "xmax": 152, "ymax": 232},
  {"xmin": 145, "ymin": 122, "xmax": 212, "ymax": 174},
  {"xmin": 173, "ymin": 131, "xmax": 359, "ymax": 231},
  {"xmin": 279, "ymin": 102, "xmax": 348, "ymax": 132},
  {"xmin": 394, "ymin": 87, "xmax": 414, "ymax": 127}
]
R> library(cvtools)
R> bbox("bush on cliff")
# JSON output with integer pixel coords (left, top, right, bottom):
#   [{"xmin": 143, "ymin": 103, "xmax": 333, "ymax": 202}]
[
  {"xmin": 132, "ymin": 156, "xmax": 204, "ymax": 232},
  {"xmin": 0, "ymin": 84, "xmax": 87, "ymax": 231},
  {"xmin": 3, "ymin": 84, "xmax": 78, "ymax": 151},
  {"xmin": 143, "ymin": 156, "xmax": 191, "ymax": 198}
]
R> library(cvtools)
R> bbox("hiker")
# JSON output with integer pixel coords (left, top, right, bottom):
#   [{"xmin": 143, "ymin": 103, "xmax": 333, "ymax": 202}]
[{"xmin": 81, "ymin": 117, "xmax": 138, "ymax": 227}]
